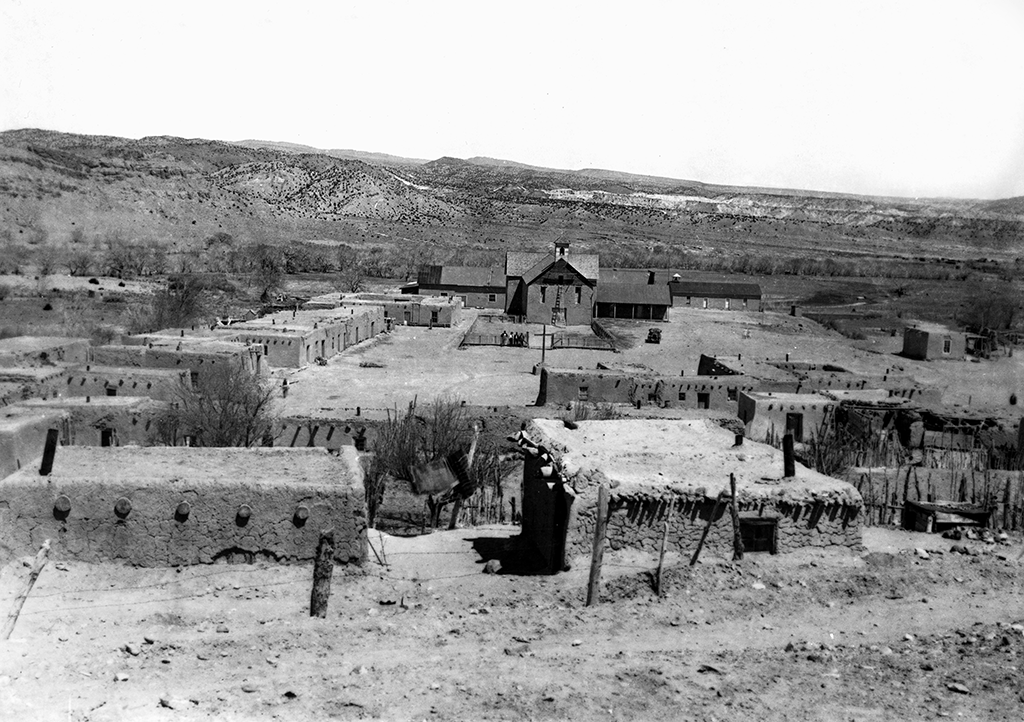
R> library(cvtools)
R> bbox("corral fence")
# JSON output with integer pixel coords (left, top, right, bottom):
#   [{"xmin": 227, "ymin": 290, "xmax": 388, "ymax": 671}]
[
  {"xmin": 549, "ymin": 333, "xmax": 615, "ymax": 351},
  {"xmin": 462, "ymin": 332, "xmax": 530, "ymax": 347},
  {"xmin": 847, "ymin": 466, "xmax": 1024, "ymax": 531}
]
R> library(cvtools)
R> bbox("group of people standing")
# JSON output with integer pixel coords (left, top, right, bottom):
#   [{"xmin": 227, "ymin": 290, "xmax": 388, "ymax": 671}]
[{"xmin": 499, "ymin": 330, "xmax": 528, "ymax": 347}]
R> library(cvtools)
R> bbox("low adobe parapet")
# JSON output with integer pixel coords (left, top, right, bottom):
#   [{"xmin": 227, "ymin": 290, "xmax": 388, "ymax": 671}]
[
  {"xmin": 0, "ymin": 336, "xmax": 90, "ymax": 368},
  {"xmin": 0, "ymin": 447, "xmax": 367, "ymax": 567}
]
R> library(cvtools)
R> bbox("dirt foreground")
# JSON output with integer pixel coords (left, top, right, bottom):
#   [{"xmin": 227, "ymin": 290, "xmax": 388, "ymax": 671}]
[{"xmin": 1, "ymin": 526, "xmax": 1022, "ymax": 721}]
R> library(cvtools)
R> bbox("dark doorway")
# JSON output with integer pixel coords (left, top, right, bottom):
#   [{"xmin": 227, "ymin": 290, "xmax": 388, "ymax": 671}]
[
  {"xmin": 100, "ymin": 428, "xmax": 114, "ymax": 447},
  {"xmin": 786, "ymin": 412, "xmax": 804, "ymax": 442},
  {"xmin": 105, "ymin": 387, "xmax": 117, "ymax": 397},
  {"xmin": 697, "ymin": 392, "xmax": 710, "ymax": 409}
]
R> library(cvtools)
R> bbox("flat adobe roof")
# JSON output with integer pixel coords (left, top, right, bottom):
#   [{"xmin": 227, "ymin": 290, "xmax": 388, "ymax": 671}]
[
  {"xmin": 524, "ymin": 418, "xmax": 859, "ymax": 504},
  {"xmin": 4, "ymin": 446, "xmax": 362, "ymax": 487}
]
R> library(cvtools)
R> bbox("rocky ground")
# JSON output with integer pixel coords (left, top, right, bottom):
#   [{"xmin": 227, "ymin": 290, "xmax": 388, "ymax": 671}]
[{"xmin": 0, "ymin": 526, "xmax": 1021, "ymax": 721}]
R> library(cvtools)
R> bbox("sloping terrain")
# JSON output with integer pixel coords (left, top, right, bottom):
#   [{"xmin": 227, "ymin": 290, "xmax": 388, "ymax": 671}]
[{"xmin": 1, "ymin": 128, "xmax": 1023, "ymax": 262}]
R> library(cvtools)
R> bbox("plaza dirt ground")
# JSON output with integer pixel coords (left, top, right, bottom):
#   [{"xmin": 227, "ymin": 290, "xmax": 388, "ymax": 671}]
[
  {"xmin": 0, "ymin": 526, "xmax": 1021, "ymax": 721},
  {"xmin": 281, "ymin": 307, "xmax": 1023, "ymax": 421}
]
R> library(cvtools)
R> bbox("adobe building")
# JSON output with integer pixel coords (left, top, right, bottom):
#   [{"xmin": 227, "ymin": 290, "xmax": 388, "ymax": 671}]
[
  {"xmin": 62, "ymin": 365, "xmax": 191, "ymax": 402},
  {"xmin": 669, "ymin": 277, "xmax": 762, "ymax": 311},
  {"xmin": 505, "ymin": 241, "xmax": 599, "ymax": 325},
  {"xmin": 901, "ymin": 327, "xmax": 968, "ymax": 361},
  {"xmin": 93, "ymin": 336, "xmax": 265, "ymax": 379},
  {"xmin": 0, "ymin": 447, "xmax": 367, "ymax": 567},
  {"xmin": 0, "ymin": 336, "xmax": 90, "ymax": 368},
  {"xmin": 738, "ymin": 391, "xmax": 837, "ymax": 445},
  {"xmin": 514, "ymin": 418, "xmax": 862, "ymax": 573},
  {"xmin": 324, "ymin": 292, "xmax": 461, "ymax": 328},
  {"xmin": 225, "ymin": 305, "xmax": 384, "ymax": 368},
  {"xmin": 16, "ymin": 396, "xmax": 166, "ymax": 448},
  {"xmin": 404, "ymin": 266, "xmax": 506, "ymax": 310},
  {"xmin": 536, "ymin": 366, "xmax": 755, "ymax": 412}
]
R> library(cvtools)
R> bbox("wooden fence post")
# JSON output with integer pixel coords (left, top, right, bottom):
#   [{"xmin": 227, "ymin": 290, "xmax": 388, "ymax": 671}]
[
  {"xmin": 2, "ymin": 539, "xmax": 50, "ymax": 640},
  {"xmin": 690, "ymin": 492, "xmax": 727, "ymax": 566},
  {"xmin": 310, "ymin": 529, "xmax": 335, "ymax": 618},
  {"xmin": 655, "ymin": 520, "xmax": 669, "ymax": 597},
  {"xmin": 730, "ymin": 473, "xmax": 744, "ymax": 561},
  {"xmin": 586, "ymin": 486, "xmax": 610, "ymax": 607}
]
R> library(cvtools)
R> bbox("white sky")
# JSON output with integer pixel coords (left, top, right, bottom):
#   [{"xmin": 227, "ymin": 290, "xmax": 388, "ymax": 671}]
[{"xmin": 2, "ymin": 0, "xmax": 1023, "ymax": 199}]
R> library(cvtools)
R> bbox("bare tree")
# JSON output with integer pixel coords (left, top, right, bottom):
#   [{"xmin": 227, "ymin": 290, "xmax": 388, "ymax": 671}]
[
  {"xmin": 957, "ymin": 282, "xmax": 1021, "ymax": 331},
  {"xmin": 248, "ymin": 243, "xmax": 286, "ymax": 302},
  {"xmin": 153, "ymin": 364, "xmax": 276, "ymax": 447}
]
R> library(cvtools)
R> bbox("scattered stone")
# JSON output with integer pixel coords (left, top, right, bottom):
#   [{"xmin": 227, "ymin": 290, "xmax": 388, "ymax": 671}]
[
  {"xmin": 241, "ymin": 683, "xmax": 259, "ymax": 693},
  {"xmin": 54, "ymin": 562, "xmax": 69, "ymax": 572},
  {"xmin": 143, "ymin": 635, "xmax": 156, "ymax": 645},
  {"xmin": 159, "ymin": 695, "xmax": 189, "ymax": 709},
  {"xmin": 903, "ymin": 634, "xmax": 915, "ymax": 642},
  {"xmin": 215, "ymin": 624, "xmax": 229, "ymax": 634},
  {"xmin": 751, "ymin": 582, "xmax": 766, "ymax": 590},
  {"xmin": 785, "ymin": 642, "xmax": 796, "ymax": 652},
  {"xmin": 124, "ymin": 643, "xmax": 141, "ymax": 656},
  {"xmin": 880, "ymin": 647, "xmax": 893, "ymax": 656},
  {"xmin": 352, "ymin": 665, "xmax": 369, "ymax": 675},
  {"xmin": 429, "ymin": 682, "xmax": 441, "ymax": 690},
  {"xmin": 571, "ymin": 639, "xmax": 583, "ymax": 647},
  {"xmin": 914, "ymin": 548, "xmax": 930, "ymax": 560},
  {"xmin": 483, "ymin": 560, "xmax": 502, "ymax": 574},
  {"xmin": 921, "ymin": 662, "xmax": 934, "ymax": 671},
  {"xmin": 946, "ymin": 682, "xmax": 970, "ymax": 695},
  {"xmin": 114, "ymin": 672, "xmax": 129, "ymax": 682},
  {"xmin": 282, "ymin": 691, "xmax": 298, "ymax": 701}
]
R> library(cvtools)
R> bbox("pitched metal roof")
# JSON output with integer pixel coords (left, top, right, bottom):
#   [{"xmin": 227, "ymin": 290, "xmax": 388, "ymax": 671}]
[
  {"xmin": 505, "ymin": 251, "xmax": 599, "ymax": 281},
  {"xmin": 596, "ymin": 282, "xmax": 672, "ymax": 306},
  {"xmin": 669, "ymin": 280, "xmax": 762, "ymax": 299},
  {"xmin": 417, "ymin": 265, "xmax": 504, "ymax": 289}
]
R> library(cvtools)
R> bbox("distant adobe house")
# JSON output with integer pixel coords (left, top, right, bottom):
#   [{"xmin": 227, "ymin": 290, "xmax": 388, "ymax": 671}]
[
  {"xmin": 901, "ymin": 327, "xmax": 968, "ymax": 361},
  {"xmin": 404, "ymin": 266, "xmax": 506, "ymax": 310},
  {"xmin": 669, "ymin": 277, "xmax": 762, "ymax": 311},
  {"xmin": 505, "ymin": 241, "xmax": 599, "ymax": 325}
]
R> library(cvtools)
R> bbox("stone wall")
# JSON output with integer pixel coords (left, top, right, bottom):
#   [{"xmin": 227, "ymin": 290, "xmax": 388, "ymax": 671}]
[
  {"xmin": 566, "ymin": 493, "xmax": 862, "ymax": 559},
  {"xmin": 0, "ymin": 337, "xmax": 90, "ymax": 368},
  {"xmin": 0, "ymin": 447, "xmax": 367, "ymax": 567}
]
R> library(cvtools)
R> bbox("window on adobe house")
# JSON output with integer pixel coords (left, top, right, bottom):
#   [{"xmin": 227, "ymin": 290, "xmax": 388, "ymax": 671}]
[
  {"xmin": 743, "ymin": 299, "xmax": 748, "ymax": 310},
  {"xmin": 697, "ymin": 392, "xmax": 710, "ymax": 409},
  {"xmin": 578, "ymin": 386, "xmax": 589, "ymax": 401},
  {"xmin": 575, "ymin": 286, "xmax": 582, "ymax": 304},
  {"xmin": 727, "ymin": 388, "xmax": 738, "ymax": 402},
  {"xmin": 943, "ymin": 338, "xmax": 951, "ymax": 354},
  {"xmin": 678, "ymin": 391, "xmax": 686, "ymax": 402},
  {"xmin": 740, "ymin": 519, "xmax": 777, "ymax": 553},
  {"xmin": 540, "ymin": 286, "xmax": 547, "ymax": 303},
  {"xmin": 106, "ymin": 387, "xmax": 117, "ymax": 397},
  {"xmin": 702, "ymin": 298, "xmax": 709, "ymax": 309},
  {"xmin": 488, "ymin": 294, "xmax": 496, "ymax": 302},
  {"xmin": 725, "ymin": 299, "xmax": 731, "ymax": 310}
]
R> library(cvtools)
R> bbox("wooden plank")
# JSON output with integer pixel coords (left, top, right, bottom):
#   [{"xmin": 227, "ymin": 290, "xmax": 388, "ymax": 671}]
[
  {"xmin": 2, "ymin": 539, "xmax": 51, "ymax": 640},
  {"xmin": 585, "ymin": 486, "xmax": 610, "ymax": 607}
]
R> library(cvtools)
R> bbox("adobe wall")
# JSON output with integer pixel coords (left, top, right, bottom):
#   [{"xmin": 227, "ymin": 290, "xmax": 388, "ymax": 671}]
[
  {"xmin": 0, "ymin": 337, "xmax": 90, "ymax": 368},
  {"xmin": 672, "ymin": 296, "xmax": 757, "ymax": 311},
  {"xmin": 656, "ymin": 377, "xmax": 754, "ymax": 411},
  {"xmin": 17, "ymin": 398, "xmax": 166, "ymax": 448},
  {"xmin": 62, "ymin": 366, "xmax": 191, "ymax": 402},
  {"xmin": 567, "ymin": 494, "xmax": 862, "ymax": 559},
  {"xmin": 0, "ymin": 407, "xmax": 70, "ymax": 480},
  {"xmin": 230, "ymin": 331, "xmax": 306, "ymax": 368},
  {"xmin": 0, "ymin": 448, "xmax": 367, "ymax": 567},
  {"xmin": 536, "ymin": 368, "xmax": 632, "ymax": 406},
  {"xmin": 90, "ymin": 344, "xmax": 257, "ymax": 379},
  {"xmin": 378, "ymin": 300, "xmax": 459, "ymax": 327},
  {"xmin": 273, "ymin": 418, "xmax": 377, "ymax": 452},
  {"xmin": 741, "ymin": 394, "xmax": 835, "ymax": 444},
  {"xmin": 521, "ymin": 456, "xmax": 861, "ymax": 567}
]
